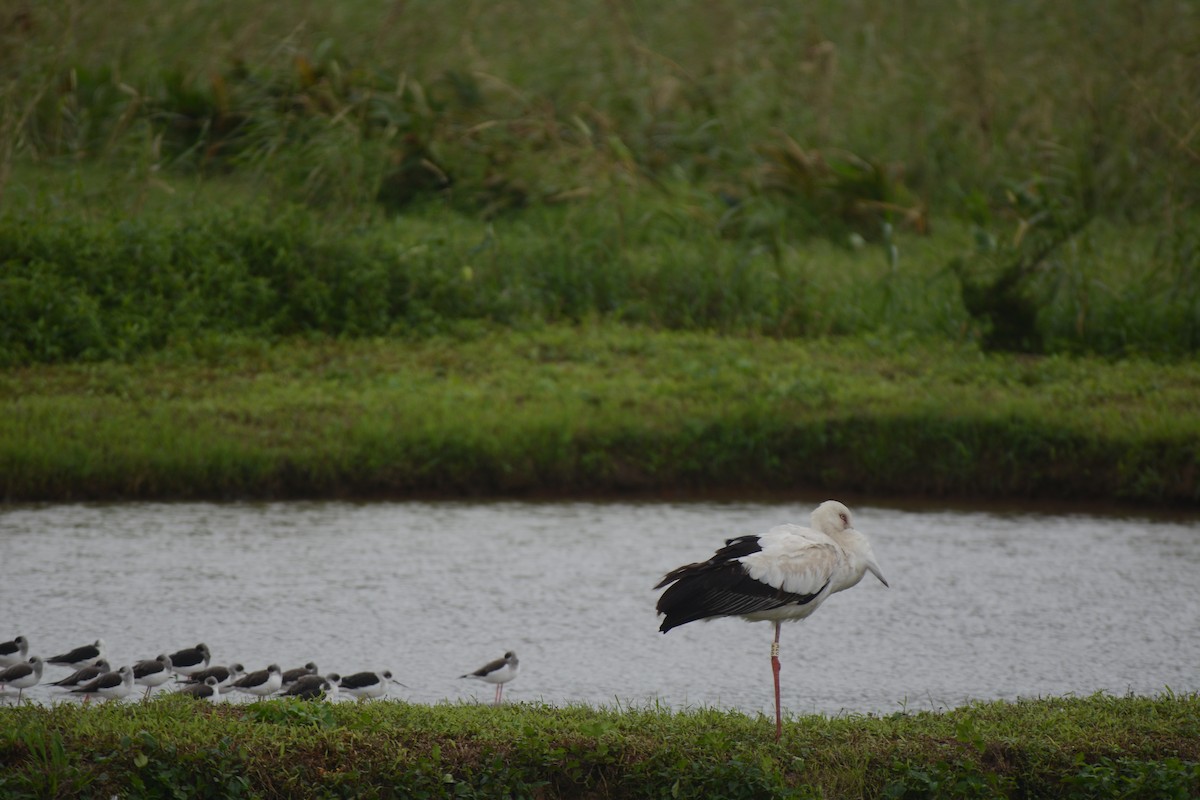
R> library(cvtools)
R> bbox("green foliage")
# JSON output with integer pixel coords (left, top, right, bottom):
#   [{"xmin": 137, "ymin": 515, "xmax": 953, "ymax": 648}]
[
  {"xmin": 1061, "ymin": 756, "xmax": 1200, "ymax": 800},
  {"xmin": 883, "ymin": 759, "xmax": 1013, "ymax": 800},
  {"xmin": 0, "ymin": 695, "xmax": 1197, "ymax": 799},
  {"xmin": 0, "ymin": 728, "xmax": 95, "ymax": 798},
  {"xmin": 951, "ymin": 169, "xmax": 1094, "ymax": 354},
  {"xmin": 120, "ymin": 729, "xmax": 253, "ymax": 800},
  {"xmin": 2, "ymin": 191, "xmax": 1197, "ymax": 368},
  {"xmin": 247, "ymin": 699, "xmax": 339, "ymax": 729}
]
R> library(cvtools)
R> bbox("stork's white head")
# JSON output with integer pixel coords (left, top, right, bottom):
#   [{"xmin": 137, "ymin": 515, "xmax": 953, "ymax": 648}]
[
  {"xmin": 811, "ymin": 500, "xmax": 853, "ymax": 534},
  {"xmin": 812, "ymin": 500, "xmax": 889, "ymax": 587}
]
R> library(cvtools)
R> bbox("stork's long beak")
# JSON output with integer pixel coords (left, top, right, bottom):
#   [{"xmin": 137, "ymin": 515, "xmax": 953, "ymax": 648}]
[{"xmin": 868, "ymin": 560, "xmax": 889, "ymax": 588}]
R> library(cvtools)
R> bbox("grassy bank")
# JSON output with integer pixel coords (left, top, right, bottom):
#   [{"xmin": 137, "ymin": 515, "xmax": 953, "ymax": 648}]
[
  {"xmin": 1, "ymin": 694, "xmax": 1197, "ymax": 799},
  {"xmin": 2, "ymin": 326, "xmax": 1197, "ymax": 505}
]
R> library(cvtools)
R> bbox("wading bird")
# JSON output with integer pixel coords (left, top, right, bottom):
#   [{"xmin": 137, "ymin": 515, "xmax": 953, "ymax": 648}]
[
  {"xmin": 47, "ymin": 639, "xmax": 106, "ymax": 669},
  {"xmin": 179, "ymin": 663, "xmax": 244, "ymax": 693},
  {"xmin": 167, "ymin": 643, "xmax": 211, "ymax": 676},
  {"xmin": 282, "ymin": 672, "xmax": 340, "ymax": 700},
  {"xmin": 71, "ymin": 665, "xmax": 134, "ymax": 703},
  {"xmin": 0, "ymin": 635, "xmax": 29, "ymax": 667},
  {"xmin": 132, "ymin": 654, "xmax": 174, "ymax": 699},
  {"xmin": 0, "ymin": 656, "xmax": 43, "ymax": 703},
  {"xmin": 461, "ymin": 651, "xmax": 519, "ymax": 706},
  {"xmin": 231, "ymin": 664, "xmax": 282, "ymax": 697},
  {"xmin": 339, "ymin": 669, "xmax": 402, "ymax": 700},
  {"xmin": 50, "ymin": 659, "xmax": 111, "ymax": 688},
  {"xmin": 178, "ymin": 676, "xmax": 221, "ymax": 701},
  {"xmin": 655, "ymin": 500, "xmax": 888, "ymax": 741},
  {"xmin": 280, "ymin": 662, "xmax": 319, "ymax": 689}
]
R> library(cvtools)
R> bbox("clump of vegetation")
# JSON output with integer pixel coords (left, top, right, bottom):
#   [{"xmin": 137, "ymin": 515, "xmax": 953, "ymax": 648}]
[{"xmin": 951, "ymin": 161, "xmax": 1095, "ymax": 354}]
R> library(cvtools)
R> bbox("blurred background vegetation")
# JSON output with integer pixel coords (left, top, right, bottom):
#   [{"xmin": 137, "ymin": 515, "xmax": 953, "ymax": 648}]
[{"xmin": 1, "ymin": 0, "xmax": 1198, "ymax": 364}]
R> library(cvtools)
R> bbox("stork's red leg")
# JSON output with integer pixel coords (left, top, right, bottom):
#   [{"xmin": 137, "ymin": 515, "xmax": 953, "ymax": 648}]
[{"xmin": 771, "ymin": 621, "xmax": 782, "ymax": 742}]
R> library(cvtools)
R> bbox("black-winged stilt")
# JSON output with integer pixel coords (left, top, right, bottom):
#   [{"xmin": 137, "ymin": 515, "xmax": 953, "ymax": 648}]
[
  {"xmin": 180, "ymin": 663, "xmax": 244, "ymax": 693},
  {"xmin": 655, "ymin": 499, "xmax": 888, "ymax": 741},
  {"xmin": 132, "ymin": 654, "xmax": 174, "ymax": 698},
  {"xmin": 178, "ymin": 676, "xmax": 222, "ymax": 701},
  {"xmin": 280, "ymin": 662, "xmax": 318, "ymax": 689},
  {"xmin": 282, "ymin": 673, "xmax": 340, "ymax": 700},
  {"xmin": 71, "ymin": 665, "xmax": 134, "ymax": 703},
  {"xmin": 461, "ymin": 651, "xmax": 519, "ymax": 706},
  {"xmin": 50, "ymin": 659, "xmax": 112, "ymax": 688},
  {"xmin": 167, "ymin": 643, "xmax": 211, "ymax": 676},
  {"xmin": 0, "ymin": 635, "xmax": 29, "ymax": 667},
  {"xmin": 0, "ymin": 656, "xmax": 44, "ymax": 703},
  {"xmin": 338, "ymin": 670, "xmax": 401, "ymax": 700},
  {"xmin": 47, "ymin": 639, "xmax": 106, "ymax": 669},
  {"xmin": 231, "ymin": 664, "xmax": 282, "ymax": 697}
]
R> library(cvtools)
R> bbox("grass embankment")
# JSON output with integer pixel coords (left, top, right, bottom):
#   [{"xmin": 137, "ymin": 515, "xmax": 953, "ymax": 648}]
[
  {"xmin": 2, "ymin": 325, "xmax": 1198, "ymax": 504},
  {"xmin": 1, "ymin": 694, "xmax": 1197, "ymax": 799}
]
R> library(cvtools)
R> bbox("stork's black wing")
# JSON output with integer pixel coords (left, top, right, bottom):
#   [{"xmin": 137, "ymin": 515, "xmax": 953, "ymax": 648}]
[{"xmin": 656, "ymin": 535, "xmax": 828, "ymax": 632}]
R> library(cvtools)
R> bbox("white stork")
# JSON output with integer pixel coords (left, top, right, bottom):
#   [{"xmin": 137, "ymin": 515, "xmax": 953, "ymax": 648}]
[{"xmin": 655, "ymin": 500, "xmax": 888, "ymax": 740}]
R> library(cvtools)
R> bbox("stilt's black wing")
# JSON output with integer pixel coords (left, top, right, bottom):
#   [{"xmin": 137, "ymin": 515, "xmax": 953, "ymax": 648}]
[{"xmin": 339, "ymin": 672, "xmax": 378, "ymax": 691}]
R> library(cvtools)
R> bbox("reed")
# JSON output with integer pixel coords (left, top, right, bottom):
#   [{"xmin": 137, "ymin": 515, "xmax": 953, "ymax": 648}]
[{"xmin": 3, "ymin": 1, "xmax": 1196, "ymax": 216}]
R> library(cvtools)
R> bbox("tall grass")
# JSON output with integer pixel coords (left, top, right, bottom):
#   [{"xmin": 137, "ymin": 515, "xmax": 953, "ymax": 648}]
[
  {"xmin": 3, "ymin": 1, "xmax": 1197, "ymax": 218},
  {"xmin": 1, "ymin": 1, "xmax": 1198, "ymax": 362}
]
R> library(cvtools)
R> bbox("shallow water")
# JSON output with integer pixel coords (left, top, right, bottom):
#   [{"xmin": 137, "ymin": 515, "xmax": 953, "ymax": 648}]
[{"xmin": 1, "ymin": 500, "xmax": 1198, "ymax": 715}]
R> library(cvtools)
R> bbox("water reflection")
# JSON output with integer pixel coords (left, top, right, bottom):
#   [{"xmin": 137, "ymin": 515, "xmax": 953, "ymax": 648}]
[{"xmin": 1, "ymin": 501, "xmax": 1197, "ymax": 715}]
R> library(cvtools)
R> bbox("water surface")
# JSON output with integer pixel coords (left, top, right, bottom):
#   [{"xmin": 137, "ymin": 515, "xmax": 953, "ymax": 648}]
[{"xmin": 2, "ymin": 501, "xmax": 1197, "ymax": 715}]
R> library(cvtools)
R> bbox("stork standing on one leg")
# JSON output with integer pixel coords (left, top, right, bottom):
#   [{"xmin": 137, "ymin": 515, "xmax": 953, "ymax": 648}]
[{"xmin": 655, "ymin": 500, "xmax": 888, "ymax": 741}]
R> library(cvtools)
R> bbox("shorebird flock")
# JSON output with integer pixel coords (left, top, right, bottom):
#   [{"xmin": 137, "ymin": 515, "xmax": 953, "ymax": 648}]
[
  {"xmin": 0, "ymin": 636, "xmax": 519, "ymax": 707},
  {"xmin": 3, "ymin": 500, "xmax": 886, "ymax": 739}
]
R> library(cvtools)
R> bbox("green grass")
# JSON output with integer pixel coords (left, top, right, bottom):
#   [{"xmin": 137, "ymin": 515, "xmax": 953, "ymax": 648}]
[
  {"xmin": 2, "ymin": 325, "xmax": 1197, "ymax": 504},
  {"xmin": 1, "ymin": 694, "xmax": 1197, "ymax": 799}
]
